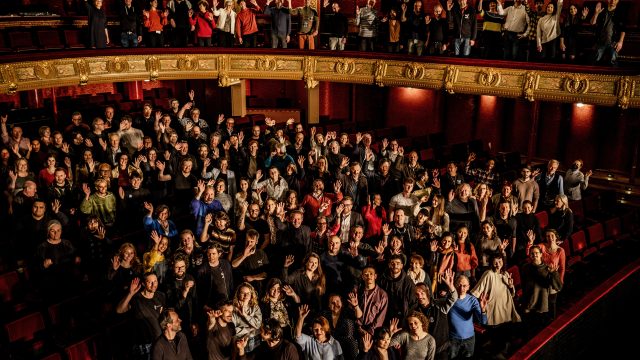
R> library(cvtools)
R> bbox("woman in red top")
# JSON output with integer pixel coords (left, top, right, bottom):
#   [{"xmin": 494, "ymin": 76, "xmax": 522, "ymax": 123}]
[
  {"xmin": 454, "ymin": 225, "xmax": 479, "ymax": 281},
  {"xmin": 143, "ymin": 0, "xmax": 169, "ymax": 47},
  {"xmin": 526, "ymin": 228, "xmax": 566, "ymax": 319},
  {"xmin": 190, "ymin": 0, "xmax": 216, "ymax": 46},
  {"xmin": 362, "ymin": 193, "xmax": 387, "ymax": 241}
]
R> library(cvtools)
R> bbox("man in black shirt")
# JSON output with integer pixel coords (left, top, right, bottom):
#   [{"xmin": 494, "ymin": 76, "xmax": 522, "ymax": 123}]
[
  {"xmin": 322, "ymin": 0, "xmax": 348, "ymax": 50},
  {"xmin": 206, "ymin": 300, "xmax": 236, "ymax": 360},
  {"xmin": 119, "ymin": 0, "xmax": 143, "ymax": 47},
  {"xmin": 591, "ymin": 0, "xmax": 626, "ymax": 66},
  {"xmin": 196, "ymin": 245, "xmax": 234, "ymax": 311},
  {"xmin": 152, "ymin": 308, "xmax": 194, "ymax": 359}
]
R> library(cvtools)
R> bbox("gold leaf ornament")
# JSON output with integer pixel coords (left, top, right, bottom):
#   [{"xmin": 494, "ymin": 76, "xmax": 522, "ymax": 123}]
[
  {"xmin": 563, "ymin": 75, "xmax": 589, "ymax": 94},
  {"xmin": 478, "ymin": 68, "xmax": 501, "ymax": 87},
  {"xmin": 334, "ymin": 59, "xmax": 355, "ymax": 75},
  {"xmin": 404, "ymin": 63, "xmax": 425, "ymax": 80}
]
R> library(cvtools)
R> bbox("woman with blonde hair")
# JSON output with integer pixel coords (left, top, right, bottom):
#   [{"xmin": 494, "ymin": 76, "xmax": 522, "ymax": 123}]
[
  {"xmin": 548, "ymin": 194, "xmax": 573, "ymax": 240},
  {"xmin": 233, "ymin": 282, "xmax": 263, "ymax": 352},
  {"xmin": 107, "ymin": 242, "xmax": 143, "ymax": 300}
]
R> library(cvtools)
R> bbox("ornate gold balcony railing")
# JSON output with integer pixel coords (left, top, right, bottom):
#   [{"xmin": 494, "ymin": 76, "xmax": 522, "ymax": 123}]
[{"xmin": 1, "ymin": 49, "xmax": 638, "ymax": 109}]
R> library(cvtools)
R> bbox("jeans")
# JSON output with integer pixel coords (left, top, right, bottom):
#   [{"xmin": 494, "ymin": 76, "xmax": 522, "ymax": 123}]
[
  {"xmin": 329, "ymin": 37, "xmax": 345, "ymax": 50},
  {"xmin": 359, "ymin": 37, "xmax": 374, "ymax": 52},
  {"xmin": 197, "ymin": 37, "xmax": 212, "ymax": 47},
  {"xmin": 407, "ymin": 39, "xmax": 424, "ymax": 55},
  {"xmin": 449, "ymin": 336, "xmax": 475, "ymax": 358},
  {"xmin": 271, "ymin": 33, "xmax": 288, "ymax": 48},
  {"xmin": 120, "ymin": 32, "xmax": 139, "ymax": 47},
  {"xmin": 454, "ymin": 38, "xmax": 471, "ymax": 56},
  {"xmin": 503, "ymin": 31, "xmax": 521, "ymax": 60},
  {"xmin": 428, "ymin": 41, "xmax": 445, "ymax": 55},
  {"xmin": 594, "ymin": 43, "xmax": 619, "ymax": 66}
]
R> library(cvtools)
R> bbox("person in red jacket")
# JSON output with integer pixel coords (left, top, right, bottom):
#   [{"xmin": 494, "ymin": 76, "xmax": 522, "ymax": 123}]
[
  {"xmin": 236, "ymin": 0, "xmax": 261, "ymax": 47},
  {"xmin": 143, "ymin": 0, "xmax": 169, "ymax": 47},
  {"xmin": 190, "ymin": 0, "xmax": 217, "ymax": 46}
]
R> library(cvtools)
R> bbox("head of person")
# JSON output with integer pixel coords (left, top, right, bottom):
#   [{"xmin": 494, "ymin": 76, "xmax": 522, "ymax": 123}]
[
  {"xmin": 173, "ymin": 256, "xmax": 188, "ymax": 279},
  {"xmin": 198, "ymin": 0, "xmax": 209, "ymax": 11},
  {"xmin": 143, "ymin": 272, "xmax": 159, "ymax": 293},
  {"xmin": 440, "ymin": 232, "xmax": 454, "ymax": 249},
  {"xmin": 311, "ymin": 316, "xmax": 331, "ymax": 342},
  {"xmin": 548, "ymin": 159, "xmax": 560, "ymax": 174},
  {"xmin": 47, "ymin": 220, "xmax": 62, "ymax": 241},
  {"xmin": 455, "ymin": 274, "xmax": 470, "ymax": 296},
  {"xmin": 289, "ymin": 210, "xmax": 304, "ymax": 228},
  {"xmin": 180, "ymin": 158, "xmax": 193, "ymax": 174},
  {"xmin": 406, "ymin": 311, "xmax": 429, "ymax": 335},
  {"xmin": 447, "ymin": 161, "xmax": 458, "ymax": 175},
  {"xmin": 32, "ymin": 199, "xmax": 46, "ymax": 219},
  {"xmin": 414, "ymin": 0, "xmax": 422, "ymax": 13},
  {"xmin": 554, "ymin": 194, "xmax": 569, "ymax": 211},
  {"xmin": 545, "ymin": 228, "xmax": 560, "ymax": 246},
  {"xmin": 54, "ymin": 167, "xmax": 67, "ymax": 185},
  {"xmin": 350, "ymin": 225, "xmax": 365, "ymax": 243},
  {"xmin": 327, "ymin": 235, "xmax": 341, "ymax": 256},
  {"xmin": 388, "ymin": 254, "xmax": 405, "ymax": 278},
  {"xmin": 260, "ymin": 318, "xmax": 285, "ymax": 347},
  {"xmin": 118, "ymin": 242, "xmax": 137, "ymax": 263},
  {"xmin": 374, "ymin": 327, "xmax": 392, "ymax": 350},
  {"xmin": 457, "ymin": 183, "xmax": 472, "ymax": 200},
  {"xmin": 456, "ymin": 225, "xmax": 469, "ymax": 243},
  {"xmin": 415, "ymin": 282, "xmax": 431, "ymax": 306},
  {"xmin": 394, "ymin": 208, "xmax": 406, "ymax": 225},
  {"xmin": 179, "ymin": 229, "xmax": 195, "ymax": 252},
  {"xmin": 433, "ymin": 3, "xmax": 443, "ymax": 18},
  {"xmin": 158, "ymin": 308, "xmax": 181, "ymax": 334},
  {"xmin": 529, "ymin": 245, "xmax": 543, "ymax": 264},
  {"xmin": 94, "ymin": 178, "xmax": 109, "ymax": 195},
  {"xmin": 498, "ymin": 200, "xmax": 511, "ymax": 218},
  {"xmin": 327, "ymin": 294, "xmax": 343, "ymax": 315},
  {"xmin": 522, "ymin": 200, "xmax": 534, "ymax": 214},
  {"xmin": 206, "ymin": 244, "xmax": 221, "ymax": 265},
  {"xmin": 490, "ymin": 253, "xmax": 505, "ymax": 272},
  {"xmin": 403, "ymin": 177, "xmax": 415, "ymax": 195},
  {"xmin": 349, "ymin": 161, "xmax": 361, "ymax": 180},
  {"xmin": 488, "ymin": 0, "xmax": 497, "ymax": 11},
  {"xmin": 361, "ymin": 266, "xmax": 377, "ymax": 288},
  {"xmin": 481, "ymin": 220, "xmax": 496, "ymax": 238},
  {"xmin": 367, "ymin": 0, "xmax": 375, "ymax": 8},
  {"xmin": 521, "ymin": 165, "xmax": 532, "ymax": 180},
  {"xmin": 535, "ymin": 0, "xmax": 545, "ymax": 12},
  {"xmin": 217, "ymin": 300, "xmax": 234, "ymax": 323},
  {"xmin": 234, "ymin": 282, "xmax": 258, "ymax": 307},
  {"xmin": 264, "ymin": 278, "xmax": 284, "ymax": 302}
]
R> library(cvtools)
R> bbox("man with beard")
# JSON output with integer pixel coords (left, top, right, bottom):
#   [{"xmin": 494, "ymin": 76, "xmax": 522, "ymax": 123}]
[
  {"xmin": 191, "ymin": 181, "xmax": 224, "ymax": 237},
  {"xmin": 299, "ymin": 178, "xmax": 343, "ymax": 226},
  {"xmin": 206, "ymin": 300, "xmax": 236, "ymax": 360},
  {"xmin": 164, "ymin": 255, "xmax": 198, "ymax": 340},
  {"xmin": 152, "ymin": 308, "xmax": 193, "ymax": 359},
  {"xmin": 379, "ymin": 254, "xmax": 418, "ymax": 324}
]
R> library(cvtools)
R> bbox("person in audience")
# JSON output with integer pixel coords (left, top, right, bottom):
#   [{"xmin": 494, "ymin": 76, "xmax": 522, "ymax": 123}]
[
  {"xmin": 473, "ymin": 182, "xmax": 492, "ymax": 223},
  {"xmin": 190, "ymin": 0, "xmax": 216, "ymax": 47},
  {"xmin": 163, "ymin": 254, "xmax": 198, "ymax": 337},
  {"xmin": 265, "ymin": 0, "xmax": 292, "ymax": 48},
  {"xmin": 520, "ymin": 244, "xmax": 561, "ymax": 327},
  {"xmin": 196, "ymin": 244, "xmax": 234, "ymax": 310},
  {"xmin": 167, "ymin": 0, "xmax": 192, "ymax": 47},
  {"xmin": 206, "ymin": 300, "xmax": 237, "ymax": 359},
  {"xmin": 491, "ymin": 200, "xmax": 518, "ymax": 259},
  {"xmin": 591, "ymin": 0, "xmax": 626, "ymax": 66},
  {"xmin": 477, "ymin": 0, "xmax": 505, "ymax": 59},
  {"xmin": 426, "ymin": 2, "xmax": 449, "ymax": 55},
  {"xmin": 116, "ymin": 273, "xmax": 167, "ymax": 359},
  {"xmin": 213, "ymin": 0, "xmax": 237, "ymax": 47},
  {"xmin": 564, "ymin": 159, "xmax": 592, "ymax": 201},
  {"xmin": 536, "ymin": 0, "xmax": 563, "ymax": 61},
  {"xmin": 491, "ymin": 181, "xmax": 519, "ymax": 218},
  {"xmin": 323, "ymin": 294, "xmax": 359, "ymax": 359},
  {"xmin": 323, "ymin": 0, "xmax": 349, "ymax": 51},
  {"xmin": 560, "ymin": 4, "xmax": 589, "ymax": 62},
  {"xmin": 232, "ymin": 282, "xmax": 263, "ymax": 353},
  {"xmin": 356, "ymin": 0, "xmax": 379, "ymax": 52},
  {"xmin": 143, "ymin": 0, "xmax": 169, "ymax": 48},
  {"xmin": 119, "ymin": 0, "xmax": 142, "ymax": 48},
  {"xmin": 498, "ymin": 0, "xmax": 530, "ymax": 60},
  {"xmin": 84, "ymin": 0, "xmax": 109, "ymax": 48},
  {"xmin": 236, "ymin": 0, "xmax": 261, "ymax": 48},
  {"xmin": 235, "ymin": 318, "xmax": 300, "ymax": 359},
  {"xmin": 389, "ymin": 177, "xmax": 429, "ymax": 224},
  {"xmin": 379, "ymin": 254, "xmax": 418, "ymax": 323},
  {"xmin": 522, "ymin": 0, "xmax": 546, "ymax": 62},
  {"xmin": 548, "ymin": 194, "xmax": 573, "ymax": 241},
  {"xmin": 295, "ymin": 304, "xmax": 344, "ymax": 359},
  {"xmin": 402, "ymin": 1, "xmax": 427, "ymax": 56},
  {"xmin": 34, "ymin": 219, "xmax": 80, "ymax": 298},
  {"xmin": 283, "ymin": 252, "xmax": 326, "ymax": 311},
  {"xmin": 359, "ymin": 327, "xmax": 398, "ymax": 359},
  {"xmin": 526, "ymin": 228, "xmax": 565, "ymax": 320},
  {"xmin": 454, "ymin": 225, "xmax": 478, "ymax": 280},
  {"xmin": 448, "ymin": 274, "xmax": 488, "ymax": 359},
  {"xmin": 152, "ymin": 308, "xmax": 193, "ymax": 359},
  {"xmin": 475, "ymin": 220, "xmax": 507, "ymax": 276},
  {"xmin": 446, "ymin": 183, "xmax": 480, "ymax": 236},
  {"xmin": 466, "ymin": 153, "xmax": 500, "ymax": 191},
  {"xmin": 290, "ymin": 0, "xmax": 320, "ymax": 50},
  {"xmin": 1, "ymin": 115, "xmax": 31, "ymax": 156},
  {"xmin": 446, "ymin": 0, "xmax": 477, "ymax": 57},
  {"xmin": 388, "ymin": 311, "xmax": 436, "ymax": 360},
  {"xmin": 81, "ymin": 178, "xmax": 117, "ymax": 227},
  {"xmin": 513, "ymin": 165, "xmax": 539, "ymax": 212}
]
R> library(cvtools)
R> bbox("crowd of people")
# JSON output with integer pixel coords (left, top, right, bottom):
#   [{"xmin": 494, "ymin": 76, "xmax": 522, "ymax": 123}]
[
  {"xmin": 74, "ymin": 0, "xmax": 629, "ymax": 65},
  {"xmin": 0, "ymin": 84, "xmax": 596, "ymax": 359}
]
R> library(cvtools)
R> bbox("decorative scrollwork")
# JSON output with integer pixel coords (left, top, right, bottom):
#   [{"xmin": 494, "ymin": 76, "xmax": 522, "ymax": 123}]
[
  {"xmin": 405, "ymin": 63, "xmax": 425, "ymax": 80},
  {"xmin": 145, "ymin": 56, "xmax": 160, "ymax": 81},
  {"xmin": 75, "ymin": 59, "xmax": 89, "ymax": 86},
  {"xmin": 334, "ymin": 59, "xmax": 355, "ymax": 75},
  {"xmin": 303, "ymin": 57, "xmax": 318, "ymax": 89},
  {"xmin": 563, "ymin": 75, "xmax": 589, "ymax": 94},
  {"xmin": 616, "ymin": 76, "xmax": 634, "ymax": 110},
  {"xmin": 34, "ymin": 62, "xmax": 57, "ymax": 80},
  {"xmin": 257, "ymin": 56, "xmax": 278, "ymax": 72},
  {"xmin": 177, "ymin": 56, "xmax": 198, "ymax": 71},
  {"xmin": 107, "ymin": 57, "xmax": 130, "ymax": 73},
  {"xmin": 478, "ymin": 68, "xmax": 501, "ymax": 87},
  {"xmin": 217, "ymin": 55, "xmax": 239, "ymax": 87},
  {"xmin": 444, "ymin": 65, "xmax": 458, "ymax": 94},
  {"xmin": 523, "ymin": 71, "xmax": 539, "ymax": 102},
  {"xmin": 374, "ymin": 60, "xmax": 386, "ymax": 87}
]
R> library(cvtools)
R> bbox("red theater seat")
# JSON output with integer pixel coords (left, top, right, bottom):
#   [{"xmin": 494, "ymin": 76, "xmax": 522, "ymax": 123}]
[
  {"xmin": 37, "ymin": 30, "xmax": 65, "ymax": 50},
  {"xmin": 587, "ymin": 222, "xmax": 613, "ymax": 250},
  {"xmin": 63, "ymin": 29, "xmax": 86, "ymax": 49},
  {"xmin": 570, "ymin": 230, "xmax": 596, "ymax": 260},
  {"xmin": 535, "ymin": 211, "xmax": 549, "ymax": 230},
  {"xmin": 5, "ymin": 312, "xmax": 45, "ymax": 343},
  {"xmin": 65, "ymin": 335, "xmax": 100, "ymax": 360}
]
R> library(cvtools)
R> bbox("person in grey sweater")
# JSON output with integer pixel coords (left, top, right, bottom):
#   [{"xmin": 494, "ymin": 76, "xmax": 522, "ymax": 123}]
[{"xmin": 389, "ymin": 311, "xmax": 436, "ymax": 360}]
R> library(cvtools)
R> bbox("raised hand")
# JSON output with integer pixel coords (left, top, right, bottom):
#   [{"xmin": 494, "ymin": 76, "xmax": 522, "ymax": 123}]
[
  {"xmin": 356, "ymin": 5, "xmax": 360, "ymax": 15},
  {"xmin": 144, "ymin": 201, "xmax": 154, "ymax": 214},
  {"xmin": 217, "ymin": 114, "xmax": 225, "ymax": 125},
  {"xmin": 585, "ymin": 170, "xmax": 593, "ymax": 177},
  {"xmin": 51, "ymin": 199, "xmax": 61, "ymax": 214},
  {"xmin": 381, "ymin": 138, "xmax": 389, "ymax": 149},
  {"xmin": 0, "ymin": 114, "xmax": 7, "ymax": 124},
  {"xmin": 129, "ymin": 277, "xmax": 142, "ymax": 295},
  {"xmin": 355, "ymin": 132, "xmax": 363, "ymax": 144},
  {"xmin": 150, "ymin": 230, "xmax": 162, "ymax": 244},
  {"xmin": 347, "ymin": 291, "xmax": 359, "ymax": 307},
  {"xmin": 526, "ymin": 229, "xmax": 536, "ymax": 245},
  {"xmin": 389, "ymin": 317, "xmax": 402, "ymax": 335},
  {"xmin": 82, "ymin": 183, "xmax": 91, "ymax": 198},
  {"xmin": 442, "ymin": 268, "xmax": 454, "ymax": 287},
  {"xmin": 582, "ymin": 6, "xmax": 589, "ymax": 18},
  {"xmin": 297, "ymin": 155, "xmax": 305, "ymax": 168},
  {"xmin": 430, "ymin": 239, "xmax": 438, "ymax": 252},
  {"xmin": 335, "ymin": 203, "xmax": 345, "ymax": 215},
  {"xmin": 479, "ymin": 292, "xmax": 489, "ymax": 311},
  {"xmin": 156, "ymin": 160, "xmax": 166, "ymax": 171},
  {"xmin": 299, "ymin": 304, "xmax": 310, "ymax": 319},
  {"xmin": 594, "ymin": 2, "xmax": 602, "ymax": 14},
  {"xmin": 96, "ymin": 226, "xmax": 106, "ymax": 240},
  {"xmin": 340, "ymin": 156, "xmax": 350, "ymax": 169},
  {"xmin": 255, "ymin": 169, "xmax": 263, "ymax": 181},
  {"xmin": 283, "ymin": 284, "xmax": 296, "ymax": 297},
  {"xmin": 375, "ymin": 240, "xmax": 386, "ymax": 256},
  {"xmin": 286, "ymin": 118, "xmax": 295, "ymax": 126},
  {"xmin": 204, "ymin": 213, "xmax": 213, "ymax": 225},
  {"xmin": 500, "ymin": 239, "xmax": 509, "ymax": 250},
  {"xmin": 362, "ymin": 331, "xmax": 373, "ymax": 352},
  {"xmin": 382, "ymin": 223, "xmax": 392, "ymax": 236},
  {"xmin": 448, "ymin": 189, "xmax": 455, "ymax": 202},
  {"xmin": 284, "ymin": 255, "xmax": 295, "ymax": 267},
  {"xmin": 111, "ymin": 255, "xmax": 121, "ymax": 270},
  {"xmin": 334, "ymin": 179, "xmax": 342, "ymax": 193}
]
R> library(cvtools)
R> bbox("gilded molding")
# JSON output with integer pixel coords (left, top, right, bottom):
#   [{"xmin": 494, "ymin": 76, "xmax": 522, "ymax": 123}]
[
  {"xmin": 563, "ymin": 74, "xmax": 589, "ymax": 94},
  {"xmin": 0, "ymin": 53, "xmax": 638, "ymax": 108},
  {"xmin": 523, "ymin": 71, "xmax": 539, "ymax": 102},
  {"xmin": 303, "ymin": 56, "xmax": 319, "ymax": 89},
  {"xmin": 616, "ymin": 76, "xmax": 634, "ymax": 109},
  {"xmin": 478, "ymin": 68, "xmax": 501, "ymax": 87},
  {"xmin": 444, "ymin": 65, "xmax": 458, "ymax": 94}
]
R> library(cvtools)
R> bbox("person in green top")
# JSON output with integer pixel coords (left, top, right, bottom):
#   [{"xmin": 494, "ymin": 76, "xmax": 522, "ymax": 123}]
[
  {"xmin": 80, "ymin": 178, "xmax": 117, "ymax": 227},
  {"xmin": 290, "ymin": 0, "xmax": 319, "ymax": 49}
]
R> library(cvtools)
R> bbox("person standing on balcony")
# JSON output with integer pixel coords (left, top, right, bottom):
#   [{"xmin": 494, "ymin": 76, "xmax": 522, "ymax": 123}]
[
  {"xmin": 190, "ymin": 0, "xmax": 216, "ymax": 47},
  {"xmin": 356, "ymin": 0, "xmax": 379, "ymax": 52},
  {"xmin": 402, "ymin": 1, "xmax": 428, "ymax": 56},
  {"xmin": 213, "ymin": 0, "xmax": 238, "ymax": 47},
  {"xmin": 84, "ymin": 0, "xmax": 109, "ymax": 49},
  {"xmin": 143, "ymin": 0, "xmax": 169, "ymax": 48},
  {"xmin": 426, "ymin": 3, "xmax": 448, "ymax": 55},
  {"xmin": 265, "ymin": 0, "xmax": 292, "ymax": 48},
  {"xmin": 477, "ymin": 0, "xmax": 505, "ymax": 59},
  {"xmin": 536, "ymin": 0, "xmax": 563, "ymax": 61},
  {"xmin": 591, "ymin": 0, "xmax": 626, "ymax": 66},
  {"xmin": 290, "ymin": 0, "xmax": 319, "ymax": 50},
  {"xmin": 445, "ymin": 0, "xmax": 477, "ymax": 57},
  {"xmin": 322, "ymin": 0, "xmax": 348, "ymax": 51},
  {"xmin": 497, "ymin": 0, "xmax": 529, "ymax": 61},
  {"xmin": 119, "ymin": 0, "xmax": 142, "ymax": 47},
  {"xmin": 236, "ymin": 0, "xmax": 261, "ymax": 48}
]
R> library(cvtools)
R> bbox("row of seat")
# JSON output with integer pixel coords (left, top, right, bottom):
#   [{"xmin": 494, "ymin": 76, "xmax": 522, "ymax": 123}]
[{"xmin": 0, "ymin": 29, "xmax": 85, "ymax": 53}]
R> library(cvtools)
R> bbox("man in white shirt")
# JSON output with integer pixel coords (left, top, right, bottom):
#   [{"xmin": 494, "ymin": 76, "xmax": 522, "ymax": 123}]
[{"xmin": 498, "ymin": 0, "xmax": 529, "ymax": 60}]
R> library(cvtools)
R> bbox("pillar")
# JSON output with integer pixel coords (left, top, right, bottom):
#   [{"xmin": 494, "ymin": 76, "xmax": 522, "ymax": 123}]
[
  {"xmin": 231, "ymin": 80, "xmax": 246, "ymax": 117},
  {"xmin": 307, "ymin": 84, "xmax": 319, "ymax": 124}
]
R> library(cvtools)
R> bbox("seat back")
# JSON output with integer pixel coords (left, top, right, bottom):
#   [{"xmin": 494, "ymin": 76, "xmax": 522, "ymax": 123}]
[
  {"xmin": 570, "ymin": 230, "xmax": 588, "ymax": 255},
  {"xmin": 0, "ymin": 271, "xmax": 20, "ymax": 303},
  {"xmin": 37, "ymin": 30, "xmax": 64, "ymax": 50},
  {"xmin": 65, "ymin": 335, "xmax": 99, "ymax": 360},
  {"xmin": 9, "ymin": 31, "xmax": 37, "ymax": 51},
  {"xmin": 535, "ymin": 211, "xmax": 549, "ymax": 230},
  {"xmin": 604, "ymin": 217, "xmax": 622, "ymax": 240},
  {"xmin": 586, "ymin": 223, "xmax": 605, "ymax": 247},
  {"xmin": 63, "ymin": 29, "xmax": 86, "ymax": 49},
  {"xmin": 5, "ymin": 312, "xmax": 45, "ymax": 343}
]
